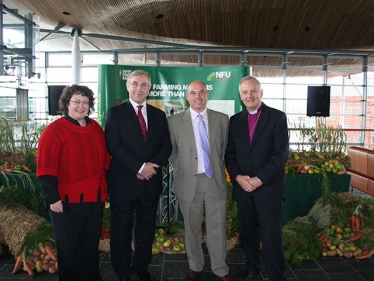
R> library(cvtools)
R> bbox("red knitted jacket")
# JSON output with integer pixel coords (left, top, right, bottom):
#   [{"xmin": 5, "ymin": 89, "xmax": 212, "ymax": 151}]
[{"xmin": 36, "ymin": 117, "xmax": 111, "ymax": 203}]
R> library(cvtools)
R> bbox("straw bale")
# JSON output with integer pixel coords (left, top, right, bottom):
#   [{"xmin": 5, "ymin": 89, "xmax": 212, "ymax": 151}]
[
  {"xmin": 99, "ymin": 239, "xmax": 110, "ymax": 252},
  {"xmin": 0, "ymin": 204, "xmax": 45, "ymax": 257},
  {"xmin": 227, "ymin": 236, "xmax": 239, "ymax": 251}
]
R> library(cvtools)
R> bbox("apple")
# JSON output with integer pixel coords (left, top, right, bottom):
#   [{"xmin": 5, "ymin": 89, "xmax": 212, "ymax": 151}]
[
  {"xmin": 173, "ymin": 245, "xmax": 182, "ymax": 252},
  {"xmin": 152, "ymin": 246, "xmax": 161, "ymax": 255},
  {"xmin": 163, "ymin": 241, "xmax": 171, "ymax": 248},
  {"xmin": 157, "ymin": 236, "xmax": 166, "ymax": 243},
  {"xmin": 308, "ymin": 169, "xmax": 314, "ymax": 174},
  {"xmin": 178, "ymin": 242, "xmax": 185, "ymax": 250}
]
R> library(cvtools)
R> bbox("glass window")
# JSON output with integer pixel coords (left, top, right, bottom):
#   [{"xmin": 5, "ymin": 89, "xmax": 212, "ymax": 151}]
[
  {"xmin": 82, "ymin": 54, "xmax": 114, "ymax": 65},
  {"xmin": 48, "ymin": 54, "xmax": 72, "ymax": 66}
]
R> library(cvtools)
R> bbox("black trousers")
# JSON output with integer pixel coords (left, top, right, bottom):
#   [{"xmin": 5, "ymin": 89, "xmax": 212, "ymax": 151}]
[
  {"xmin": 236, "ymin": 196, "xmax": 286, "ymax": 281},
  {"xmin": 50, "ymin": 210, "xmax": 103, "ymax": 281},
  {"xmin": 109, "ymin": 192, "xmax": 159, "ymax": 279}
]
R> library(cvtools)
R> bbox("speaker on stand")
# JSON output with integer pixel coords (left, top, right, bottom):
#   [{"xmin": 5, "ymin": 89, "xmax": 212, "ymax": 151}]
[
  {"xmin": 306, "ymin": 85, "xmax": 331, "ymax": 138},
  {"xmin": 306, "ymin": 86, "xmax": 331, "ymax": 117},
  {"xmin": 48, "ymin": 85, "xmax": 66, "ymax": 116}
]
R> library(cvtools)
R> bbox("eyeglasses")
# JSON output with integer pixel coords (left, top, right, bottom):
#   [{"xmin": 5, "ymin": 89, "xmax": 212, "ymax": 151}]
[
  {"xmin": 70, "ymin": 100, "xmax": 89, "ymax": 106},
  {"xmin": 129, "ymin": 82, "xmax": 150, "ymax": 89}
]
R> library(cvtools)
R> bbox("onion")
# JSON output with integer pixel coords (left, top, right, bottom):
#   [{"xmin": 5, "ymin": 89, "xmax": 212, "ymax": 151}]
[{"xmin": 49, "ymin": 266, "xmax": 57, "ymax": 274}]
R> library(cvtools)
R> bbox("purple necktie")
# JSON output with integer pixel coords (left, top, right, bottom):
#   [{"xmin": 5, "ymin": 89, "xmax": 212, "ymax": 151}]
[
  {"xmin": 198, "ymin": 114, "xmax": 213, "ymax": 178},
  {"xmin": 137, "ymin": 105, "xmax": 147, "ymax": 141}
]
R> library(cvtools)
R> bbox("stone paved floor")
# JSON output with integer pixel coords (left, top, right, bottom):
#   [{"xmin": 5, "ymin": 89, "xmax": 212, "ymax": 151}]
[
  {"xmin": 1, "ymin": 187, "xmax": 374, "ymax": 280},
  {"xmin": 2, "ymin": 242, "xmax": 374, "ymax": 281}
]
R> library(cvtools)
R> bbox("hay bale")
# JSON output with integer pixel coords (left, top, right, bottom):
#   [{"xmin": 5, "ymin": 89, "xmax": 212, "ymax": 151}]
[
  {"xmin": 0, "ymin": 204, "xmax": 45, "ymax": 257},
  {"xmin": 99, "ymin": 239, "xmax": 110, "ymax": 252}
]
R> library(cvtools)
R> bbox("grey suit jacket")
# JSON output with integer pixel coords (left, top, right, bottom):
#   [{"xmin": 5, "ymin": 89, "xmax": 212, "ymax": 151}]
[{"xmin": 168, "ymin": 108, "xmax": 229, "ymax": 202}]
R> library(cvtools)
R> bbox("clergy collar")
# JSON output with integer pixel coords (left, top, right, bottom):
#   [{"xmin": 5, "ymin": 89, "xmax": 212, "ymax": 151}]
[{"xmin": 248, "ymin": 104, "xmax": 262, "ymax": 115}]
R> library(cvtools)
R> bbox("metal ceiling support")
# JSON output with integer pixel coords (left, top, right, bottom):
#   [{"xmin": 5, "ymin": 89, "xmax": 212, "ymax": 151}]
[
  {"xmin": 71, "ymin": 27, "xmax": 81, "ymax": 84},
  {"xmin": 80, "ymin": 36, "xmax": 101, "ymax": 51},
  {"xmin": 38, "ymin": 22, "xmax": 65, "ymax": 42},
  {"xmin": 16, "ymin": 88, "xmax": 28, "ymax": 120},
  {"xmin": 25, "ymin": 13, "xmax": 33, "ymax": 78},
  {"xmin": 1, "ymin": 4, "xmax": 34, "ymax": 25}
]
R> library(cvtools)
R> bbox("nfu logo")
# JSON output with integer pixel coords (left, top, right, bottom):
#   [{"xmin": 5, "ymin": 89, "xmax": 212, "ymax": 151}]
[{"xmin": 206, "ymin": 71, "xmax": 231, "ymax": 81}]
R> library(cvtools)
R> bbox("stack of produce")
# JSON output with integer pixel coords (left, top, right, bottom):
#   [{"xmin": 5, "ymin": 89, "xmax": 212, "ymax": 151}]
[
  {"xmin": 282, "ymin": 192, "xmax": 374, "ymax": 265},
  {"xmin": 152, "ymin": 226, "xmax": 186, "ymax": 255},
  {"xmin": 0, "ymin": 185, "xmax": 58, "ymax": 276}
]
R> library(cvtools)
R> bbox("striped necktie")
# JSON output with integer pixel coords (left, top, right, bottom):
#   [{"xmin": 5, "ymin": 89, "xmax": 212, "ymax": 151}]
[{"xmin": 137, "ymin": 105, "xmax": 147, "ymax": 141}]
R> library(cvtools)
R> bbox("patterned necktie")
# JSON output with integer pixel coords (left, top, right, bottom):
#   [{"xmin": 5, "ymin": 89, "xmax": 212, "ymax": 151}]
[
  {"xmin": 137, "ymin": 105, "xmax": 147, "ymax": 141},
  {"xmin": 198, "ymin": 114, "xmax": 213, "ymax": 178}
]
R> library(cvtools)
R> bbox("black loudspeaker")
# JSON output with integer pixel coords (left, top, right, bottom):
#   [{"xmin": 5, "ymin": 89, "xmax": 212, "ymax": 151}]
[
  {"xmin": 48, "ymin": 85, "xmax": 65, "ymax": 115},
  {"xmin": 307, "ymin": 86, "xmax": 331, "ymax": 117}
]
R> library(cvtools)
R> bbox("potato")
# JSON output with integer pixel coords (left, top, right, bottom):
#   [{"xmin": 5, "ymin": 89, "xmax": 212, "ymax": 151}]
[
  {"xmin": 352, "ymin": 248, "xmax": 362, "ymax": 257},
  {"xmin": 35, "ymin": 261, "xmax": 43, "ymax": 273},
  {"xmin": 336, "ymin": 248, "xmax": 344, "ymax": 257},
  {"xmin": 326, "ymin": 239, "xmax": 332, "ymax": 247},
  {"xmin": 327, "ymin": 250, "xmax": 337, "ymax": 257}
]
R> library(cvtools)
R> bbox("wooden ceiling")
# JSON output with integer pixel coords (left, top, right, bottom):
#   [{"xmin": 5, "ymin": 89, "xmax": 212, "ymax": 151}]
[{"xmin": 4, "ymin": 0, "xmax": 374, "ymax": 75}]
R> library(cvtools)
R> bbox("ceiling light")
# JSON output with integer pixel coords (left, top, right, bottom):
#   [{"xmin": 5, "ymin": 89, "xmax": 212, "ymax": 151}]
[
  {"xmin": 156, "ymin": 14, "xmax": 164, "ymax": 19},
  {"xmin": 62, "ymin": 11, "xmax": 71, "ymax": 15}
]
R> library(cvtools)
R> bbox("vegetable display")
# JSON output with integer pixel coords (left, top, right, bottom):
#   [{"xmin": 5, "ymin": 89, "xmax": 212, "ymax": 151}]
[
  {"xmin": 283, "ymin": 192, "xmax": 374, "ymax": 265},
  {"xmin": 0, "ymin": 185, "xmax": 58, "ymax": 276}
]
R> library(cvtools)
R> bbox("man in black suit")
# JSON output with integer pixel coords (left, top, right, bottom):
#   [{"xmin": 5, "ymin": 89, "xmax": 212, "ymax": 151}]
[
  {"xmin": 105, "ymin": 69, "xmax": 172, "ymax": 281},
  {"xmin": 225, "ymin": 76, "xmax": 289, "ymax": 281}
]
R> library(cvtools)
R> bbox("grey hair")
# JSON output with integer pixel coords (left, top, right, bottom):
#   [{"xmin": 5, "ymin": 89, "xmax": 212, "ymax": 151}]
[
  {"xmin": 239, "ymin": 76, "xmax": 262, "ymax": 91},
  {"xmin": 127, "ymin": 69, "xmax": 151, "ymax": 85}
]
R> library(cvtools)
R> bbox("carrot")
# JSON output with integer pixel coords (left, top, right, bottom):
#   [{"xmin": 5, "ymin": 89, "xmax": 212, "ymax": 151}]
[
  {"xmin": 24, "ymin": 262, "xmax": 34, "ymax": 276},
  {"xmin": 350, "ymin": 232, "xmax": 364, "ymax": 242},
  {"xmin": 12, "ymin": 255, "xmax": 23, "ymax": 274},
  {"xmin": 21, "ymin": 165, "xmax": 32, "ymax": 172},
  {"xmin": 351, "ymin": 215, "xmax": 355, "ymax": 229},
  {"xmin": 296, "ymin": 164, "xmax": 303, "ymax": 173},
  {"xmin": 355, "ymin": 217, "xmax": 361, "ymax": 234},
  {"xmin": 44, "ymin": 245, "xmax": 57, "ymax": 261},
  {"xmin": 319, "ymin": 235, "xmax": 326, "ymax": 243},
  {"xmin": 322, "ymin": 235, "xmax": 328, "ymax": 245},
  {"xmin": 355, "ymin": 250, "xmax": 372, "ymax": 260}
]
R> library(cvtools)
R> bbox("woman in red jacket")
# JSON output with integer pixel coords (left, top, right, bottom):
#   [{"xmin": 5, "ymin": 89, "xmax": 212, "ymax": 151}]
[{"xmin": 37, "ymin": 85, "xmax": 111, "ymax": 281}]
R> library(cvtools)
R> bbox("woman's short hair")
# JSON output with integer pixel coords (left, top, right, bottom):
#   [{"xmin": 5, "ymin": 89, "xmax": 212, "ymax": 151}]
[{"xmin": 58, "ymin": 84, "xmax": 95, "ymax": 115}]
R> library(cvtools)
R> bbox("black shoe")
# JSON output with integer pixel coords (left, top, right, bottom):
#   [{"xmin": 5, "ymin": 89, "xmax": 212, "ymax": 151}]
[
  {"xmin": 238, "ymin": 270, "xmax": 260, "ymax": 281},
  {"xmin": 134, "ymin": 271, "xmax": 154, "ymax": 281}
]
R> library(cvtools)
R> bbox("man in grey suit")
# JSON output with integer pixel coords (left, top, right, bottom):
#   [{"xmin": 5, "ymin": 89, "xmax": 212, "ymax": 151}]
[{"xmin": 168, "ymin": 81, "xmax": 233, "ymax": 281}]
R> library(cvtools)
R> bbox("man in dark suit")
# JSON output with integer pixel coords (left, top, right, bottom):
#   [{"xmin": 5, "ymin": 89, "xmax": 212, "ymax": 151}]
[
  {"xmin": 105, "ymin": 69, "xmax": 172, "ymax": 281},
  {"xmin": 225, "ymin": 76, "xmax": 289, "ymax": 281},
  {"xmin": 168, "ymin": 81, "xmax": 233, "ymax": 281}
]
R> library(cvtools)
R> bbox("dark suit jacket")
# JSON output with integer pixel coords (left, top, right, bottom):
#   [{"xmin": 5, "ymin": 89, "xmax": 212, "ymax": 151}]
[
  {"xmin": 225, "ymin": 103, "xmax": 289, "ymax": 203},
  {"xmin": 105, "ymin": 100, "xmax": 172, "ymax": 198}
]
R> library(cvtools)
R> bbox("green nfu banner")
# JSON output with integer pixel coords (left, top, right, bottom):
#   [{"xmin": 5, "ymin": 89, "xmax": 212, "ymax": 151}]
[{"xmin": 97, "ymin": 65, "xmax": 251, "ymax": 126}]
